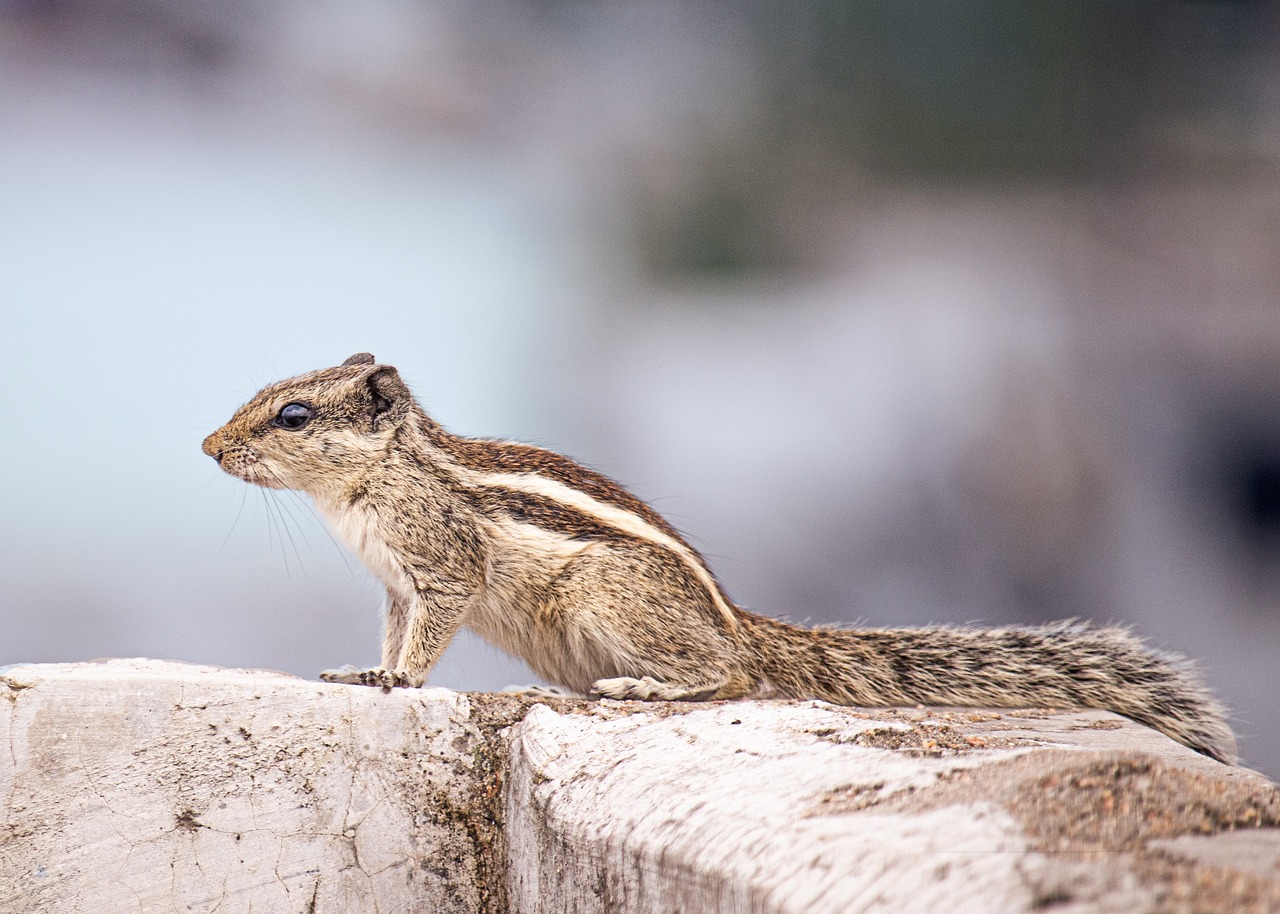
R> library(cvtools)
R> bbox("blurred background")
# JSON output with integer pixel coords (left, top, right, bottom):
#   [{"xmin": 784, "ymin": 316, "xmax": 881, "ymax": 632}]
[{"xmin": 2, "ymin": 0, "xmax": 1279, "ymax": 775}]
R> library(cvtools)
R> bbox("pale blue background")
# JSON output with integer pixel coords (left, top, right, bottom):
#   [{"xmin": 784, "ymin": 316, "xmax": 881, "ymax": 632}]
[{"xmin": 3, "ymin": 1, "xmax": 1278, "ymax": 776}]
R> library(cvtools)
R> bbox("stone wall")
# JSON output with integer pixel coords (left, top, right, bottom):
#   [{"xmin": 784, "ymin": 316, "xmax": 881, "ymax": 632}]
[{"xmin": 2, "ymin": 660, "xmax": 1277, "ymax": 913}]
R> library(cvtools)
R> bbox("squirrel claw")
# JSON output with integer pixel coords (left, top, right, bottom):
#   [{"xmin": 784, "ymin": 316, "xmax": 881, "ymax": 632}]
[
  {"xmin": 358, "ymin": 668, "xmax": 415, "ymax": 691},
  {"xmin": 320, "ymin": 666, "xmax": 419, "ymax": 690}
]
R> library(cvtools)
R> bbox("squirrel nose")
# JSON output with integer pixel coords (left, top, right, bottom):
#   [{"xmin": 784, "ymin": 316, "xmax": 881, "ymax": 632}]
[{"xmin": 202, "ymin": 432, "xmax": 224, "ymax": 462}]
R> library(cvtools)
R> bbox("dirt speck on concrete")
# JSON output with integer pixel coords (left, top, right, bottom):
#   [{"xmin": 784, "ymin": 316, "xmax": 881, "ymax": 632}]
[
  {"xmin": 816, "ymin": 721, "xmax": 1034, "ymax": 757},
  {"xmin": 809, "ymin": 781, "xmax": 892, "ymax": 814},
  {"xmin": 873, "ymin": 750, "xmax": 1280, "ymax": 913},
  {"xmin": 1016, "ymin": 756, "xmax": 1280, "ymax": 851}
]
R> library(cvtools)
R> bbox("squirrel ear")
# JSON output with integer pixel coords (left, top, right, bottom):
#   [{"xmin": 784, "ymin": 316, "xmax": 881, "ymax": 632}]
[
  {"xmin": 342, "ymin": 352, "xmax": 376, "ymax": 367},
  {"xmin": 366, "ymin": 366, "xmax": 409, "ymax": 427}
]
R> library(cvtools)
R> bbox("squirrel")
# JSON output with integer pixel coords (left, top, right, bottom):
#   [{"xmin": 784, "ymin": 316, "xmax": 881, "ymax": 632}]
[{"xmin": 203, "ymin": 353, "xmax": 1237, "ymax": 764}]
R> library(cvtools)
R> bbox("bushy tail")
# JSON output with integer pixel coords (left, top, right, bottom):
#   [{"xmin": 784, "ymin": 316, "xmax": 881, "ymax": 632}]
[{"xmin": 740, "ymin": 614, "xmax": 1237, "ymax": 764}]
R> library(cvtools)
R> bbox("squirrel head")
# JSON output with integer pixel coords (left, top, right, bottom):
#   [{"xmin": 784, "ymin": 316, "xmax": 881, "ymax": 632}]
[{"xmin": 203, "ymin": 353, "xmax": 412, "ymax": 494}]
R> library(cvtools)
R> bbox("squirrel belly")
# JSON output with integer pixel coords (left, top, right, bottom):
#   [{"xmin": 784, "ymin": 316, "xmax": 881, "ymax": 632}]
[{"xmin": 204, "ymin": 353, "xmax": 1237, "ymax": 765}]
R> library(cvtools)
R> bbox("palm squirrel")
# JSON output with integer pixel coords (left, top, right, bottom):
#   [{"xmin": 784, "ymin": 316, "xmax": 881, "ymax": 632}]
[{"xmin": 203, "ymin": 353, "xmax": 1237, "ymax": 764}]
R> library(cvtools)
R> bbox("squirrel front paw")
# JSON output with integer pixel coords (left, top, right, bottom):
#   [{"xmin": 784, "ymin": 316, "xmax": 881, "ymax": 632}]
[
  {"xmin": 360, "ymin": 668, "xmax": 419, "ymax": 691},
  {"xmin": 319, "ymin": 666, "xmax": 423, "ymax": 690}
]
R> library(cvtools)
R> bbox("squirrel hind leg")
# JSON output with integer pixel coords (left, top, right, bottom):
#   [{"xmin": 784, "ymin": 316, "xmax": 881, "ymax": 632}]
[
  {"xmin": 319, "ymin": 664, "xmax": 365, "ymax": 685},
  {"xmin": 591, "ymin": 673, "xmax": 751, "ymax": 702}
]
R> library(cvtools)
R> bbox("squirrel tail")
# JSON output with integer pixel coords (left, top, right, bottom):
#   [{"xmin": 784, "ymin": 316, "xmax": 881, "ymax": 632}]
[{"xmin": 739, "ymin": 613, "xmax": 1237, "ymax": 764}]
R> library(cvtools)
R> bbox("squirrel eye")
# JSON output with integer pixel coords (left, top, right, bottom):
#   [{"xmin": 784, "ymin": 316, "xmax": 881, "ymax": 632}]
[{"xmin": 273, "ymin": 402, "xmax": 313, "ymax": 430}]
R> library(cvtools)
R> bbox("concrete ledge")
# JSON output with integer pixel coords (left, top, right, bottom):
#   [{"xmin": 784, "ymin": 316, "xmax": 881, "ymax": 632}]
[
  {"xmin": 0, "ymin": 660, "xmax": 521, "ymax": 912},
  {"xmin": 2, "ymin": 660, "xmax": 1278, "ymax": 913}
]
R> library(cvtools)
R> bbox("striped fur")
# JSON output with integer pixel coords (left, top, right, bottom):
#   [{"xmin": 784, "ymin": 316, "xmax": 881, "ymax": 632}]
[{"xmin": 203, "ymin": 354, "xmax": 1237, "ymax": 764}]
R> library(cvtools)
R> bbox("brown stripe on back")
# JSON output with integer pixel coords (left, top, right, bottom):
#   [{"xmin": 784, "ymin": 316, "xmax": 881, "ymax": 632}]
[
  {"xmin": 431, "ymin": 431, "xmax": 687, "ymax": 541},
  {"xmin": 431, "ymin": 425, "xmax": 741, "ymax": 615},
  {"xmin": 471, "ymin": 486, "xmax": 633, "ymax": 543},
  {"xmin": 470, "ymin": 484, "xmax": 741, "ymax": 621}
]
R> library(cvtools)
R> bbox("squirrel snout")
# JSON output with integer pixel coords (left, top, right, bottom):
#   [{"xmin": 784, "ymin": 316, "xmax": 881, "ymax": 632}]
[{"xmin": 202, "ymin": 432, "xmax": 224, "ymax": 463}]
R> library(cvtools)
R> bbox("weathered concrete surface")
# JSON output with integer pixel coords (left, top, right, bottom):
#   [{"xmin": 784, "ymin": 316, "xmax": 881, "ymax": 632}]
[
  {"xmin": 505, "ymin": 700, "xmax": 1280, "ymax": 914},
  {"xmin": 0, "ymin": 659, "xmax": 518, "ymax": 914},
  {"xmin": 3, "ymin": 660, "xmax": 1279, "ymax": 914}
]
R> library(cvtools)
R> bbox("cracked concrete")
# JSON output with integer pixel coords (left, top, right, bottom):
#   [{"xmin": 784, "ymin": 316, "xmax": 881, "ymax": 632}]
[
  {"xmin": 504, "ymin": 703, "xmax": 1280, "ymax": 913},
  {"xmin": 0, "ymin": 660, "xmax": 512, "ymax": 914},
  {"xmin": 2, "ymin": 660, "xmax": 1278, "ymax": 913}
]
